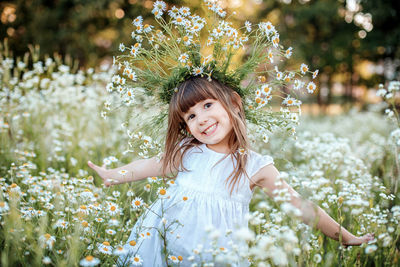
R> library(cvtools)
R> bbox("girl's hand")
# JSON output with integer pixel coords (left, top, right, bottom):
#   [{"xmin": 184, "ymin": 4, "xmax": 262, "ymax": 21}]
[
  {"xmin": 343, "ymin": 233, "xmax": 375, "ymax": 247},
  {"xmin": 87, "ymin": 161, "xmax": 113, "ymax": 187}
]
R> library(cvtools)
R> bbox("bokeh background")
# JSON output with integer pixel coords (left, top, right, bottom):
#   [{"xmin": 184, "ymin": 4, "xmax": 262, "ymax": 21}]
[
  {"xmin": 1, "ymin": 1, "xmax": 400, "ymax": 266},
  {"xmin": 1, "ymin": 0, "xmax": 399, "ymax": 112}
]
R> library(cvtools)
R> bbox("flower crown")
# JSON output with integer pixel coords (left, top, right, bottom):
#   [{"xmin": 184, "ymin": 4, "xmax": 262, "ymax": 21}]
[{"xmin": 104, "ymin": 0, "xmax": 318, "ymax": 157}]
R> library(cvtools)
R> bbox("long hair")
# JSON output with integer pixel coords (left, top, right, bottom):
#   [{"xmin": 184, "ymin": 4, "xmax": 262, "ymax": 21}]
[{"xmin": 162, "ymin": 76, "xmax": 249, "ymax": 195}]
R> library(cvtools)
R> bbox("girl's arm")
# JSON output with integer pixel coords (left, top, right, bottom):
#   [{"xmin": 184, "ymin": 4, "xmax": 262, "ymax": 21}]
[
  {"xmin": 88, "ymin": 155, "xmax": 174, "ymax": 187},
  {"xmin": 252, "ymin": 164, "xmax": 374, "ymax": 246}
]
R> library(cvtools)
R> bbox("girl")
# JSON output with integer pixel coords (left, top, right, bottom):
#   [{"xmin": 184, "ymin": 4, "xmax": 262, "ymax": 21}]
[{"xmin": 88, "ymin": 77, "xmax": 374, "ymax": 266}]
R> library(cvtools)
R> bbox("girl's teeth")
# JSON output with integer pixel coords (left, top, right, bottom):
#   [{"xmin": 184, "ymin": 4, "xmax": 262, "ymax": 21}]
[{"xmin": 204, "ymin": 124, "xmax": 216, "ymax": 134}]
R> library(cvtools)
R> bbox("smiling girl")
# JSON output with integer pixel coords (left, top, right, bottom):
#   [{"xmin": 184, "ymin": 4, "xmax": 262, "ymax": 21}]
[{"xmin": 88, "ymin": 77, "xmax": 373, "ymax": 266}]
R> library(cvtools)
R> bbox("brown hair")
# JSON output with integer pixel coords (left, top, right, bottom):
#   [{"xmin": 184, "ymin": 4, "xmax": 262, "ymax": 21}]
[{"xmin": 162, "ymin": 76, "xmax": 249, "ymax": 195}]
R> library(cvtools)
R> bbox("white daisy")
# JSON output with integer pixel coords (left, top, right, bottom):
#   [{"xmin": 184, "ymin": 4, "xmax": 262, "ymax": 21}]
[
  {"xmin": 79, "ymin": 255, "xmax": 100, "ymax": 267},
  {"xmin": 192, "ymin": 66, "xmax": 203, "ymax": 76},
  {"xmin": 300, "ymin": 63, "xmax": 309, "ymax": 75},
  {"xmin": 178, "ymin": 53, "xmax": 189, "ymax": 63},
  {"xmin": 245, "ymin": 21, "xmax": 252, "ymax": 32}
]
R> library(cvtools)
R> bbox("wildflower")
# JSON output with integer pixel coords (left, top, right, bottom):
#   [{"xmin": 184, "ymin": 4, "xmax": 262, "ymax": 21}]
[
  {"xmin": 132, "ymin": 197, "xmax": 144, "ymax": 210},
  {"xmin": 130, "ymin": 255, "xmax": 143, "ymax": 265},
  {"xmin": 39, "ymin": 233, "xmax": 56, "ymax": 249},
  {"xmin": 245, "ymin": 21, "xmax": 252, "ymax": 32},
  {"xmin": 179, "ymin": 53, "xmax": 189, "ymax": 63},
  {"xmin": 168, "ymin": 6, "xmax": 179, "ymax": 18},
  {"xmin": 262, "ymin": 134, "xmax": 269, "ymax": 143},
  {"xmin": 376, "ymin": 88, "xmax": 387, "ymax": 97},
  {"xmin": 112, "ymin": 191, "xmax": 121, "ymax": 198},
  {"xmin": 167, "ymin": 180, "xmax": 176, "ymax": 186},
  {"xmin": 300, "ymin": 63, "xmax": 309, "ymax": 74},
  {"xmin": 276, "ymin": 72, "xmax": 283, "ymax": 80},
  {"xmin": 312, "ymin": 69, "xmax": 319, "ymax": 79},
  {"xmin": 132, "ymin": 16, "xmax": 143, "ymax": 27},
  {"xmin": 206, "ymin": 37, "xmax": 214, "ymax": 46},
  {"xmin": 108, "ymin": 218, "xmax": 120, "ymax": 227},
  {"xmin": 119, "ymin": 43, "xmax": 126, "ymax": 52},
  {"xmin": 118, "ymin": 170, "xmax": 128, "ymax": 176},
  {"xmin": 307, "ymin": 82, "xmax": 316, "ymax": 93},
  {"xmin": 54, "ymin": 219, "xmax": 69, "ymax": 229},
  {"xmin": 105, "ymin": 202, "xmax": 120, "ymax": 216},
  {"xmin": 293, "ymin": 79, "xmax": 304, "ymax": 90},
  {"xmin": 42, "ymin": 256, "xmax": 52, "ymax": 265},
  {"xmin": 173, "ymin": 15, "xmax": 186, "ymax": 26},
  {"xmin": 98, "ymin": 241, "xmax": 113, "ymax": 255},
  {"xmin": 157, "ymin": 187, "xmax": 167, "ymax": 196},
  {"xmin": 261, "ymin": 84, "xmax": 272, "ymax": 95},
  {"xmin": 169, "ymin": 255, "xmax": 179, "ymax": 263},
  {"xmin": 95, "ymin": 217, "xmax": 104, "ymax": 223},
  {"xmin": 365, "ymin": 244, "xmax": 378, "ymax": 254},
  {"xmin": 77, "ymin": 205, "xmax": 90, "ymax": 215},
  {"xmin": 151, "ymin": 1, "xmax": 167, "ymax": 13},
  {"xmin": 143, "ymin": 24, "xmax": 154, "ymax": 33},
  {"xmin": 0, "ymin": 201, "xmax": 9, "ymax": 213},
  {"xmin": 233, "ymin": 227, "xmax": 255, "ymax": 242},
  {"xmin": 148, "ymin": 176, "xmax": 159, "ymax": 183},
  {"xmin": 144, "ymin": 184, "xmax": 151, "ymax": 192},
  {"xmin": 139, "ymin": 231, "xmax": 152, "ymax": 239},
  {"xmin": 79, "ymin": 255, "xmax": 100, "ymax": 267},
  {"xmin": 192, "ymin": 66, "xmax": 203, "ymax": 76},
  {"xmin": 130, "ymin": 46, "xmax": 139, "ymax": 57},
  {"xmin": 285, "ymin": 47, "xmax": 293, "ymax": 58},
  {"xmin": 128, "ymin": 72, "xmax": 137, "ymax": 81},
  {"xmin": 183, "ymin": 196, "xmax": 188, "ymax": 201},
  {"xmin": 283, "ymin": 96, "xmax": 295, "ymax": 106},
  {"xmin": 267, "ymin": 49, "xmax": 274, "ymax": 63},
  {"xmin": 114, "ymin": 246, "xmax": 128, "ymax": 256},
  {"xmin": 238, "ymin": 148, "xmax": 247, "ymax": 155},
  {"xmin": 272, "ymin": 34, "xmax": 280, "ymax": 47},
  {"xmin": 106, "ymin": 229, "xmax": 116, "ymax": 235},
  {"xmin": 290, "ymin": 113, "xmax": 299, "ymax": 123}
]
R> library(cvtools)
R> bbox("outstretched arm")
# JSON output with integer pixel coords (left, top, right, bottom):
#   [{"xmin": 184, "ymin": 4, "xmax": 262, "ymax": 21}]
[
  {"xmin": 251, "ymin": 164, "xmax": 374, "ymax": 246},
  {"xmin": 88, "ymin": 155, "xmax": 174, "ymax": 187}
]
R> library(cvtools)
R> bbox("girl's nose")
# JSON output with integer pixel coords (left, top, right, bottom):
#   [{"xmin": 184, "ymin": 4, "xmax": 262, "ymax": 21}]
[{"xmin": 198, "ymin": 113, "xmax": 208, "ymax": 125}]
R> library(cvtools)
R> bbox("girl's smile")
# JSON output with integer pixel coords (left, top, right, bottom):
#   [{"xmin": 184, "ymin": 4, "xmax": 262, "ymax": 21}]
[{"xmin": 184, "ymin": 99, "xmax": 233, "ymax": 153}]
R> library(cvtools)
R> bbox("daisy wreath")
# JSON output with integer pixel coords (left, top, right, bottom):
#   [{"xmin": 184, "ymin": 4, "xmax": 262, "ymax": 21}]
[{"xmin": 103, "ymin": 0, "xmax": 318, "ymax": 158}]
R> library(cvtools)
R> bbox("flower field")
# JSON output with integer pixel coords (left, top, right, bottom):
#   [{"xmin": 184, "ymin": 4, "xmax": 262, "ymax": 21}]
[{"xmin": 1, "ymin": 48, "xmax": 399, "ymax": 266}]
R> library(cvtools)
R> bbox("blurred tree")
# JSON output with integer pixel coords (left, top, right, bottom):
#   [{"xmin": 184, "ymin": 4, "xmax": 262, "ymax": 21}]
[
  {"xmin": 359, "ymin": 0, "xmax": 400, "ymax": 83},
  {"xmin": 0, "ymin": 0, "xmax": 182, "ymax": 67},
  {"xmin": 254, "ymin": 0, "xmax": 369, "ymax": 107}
]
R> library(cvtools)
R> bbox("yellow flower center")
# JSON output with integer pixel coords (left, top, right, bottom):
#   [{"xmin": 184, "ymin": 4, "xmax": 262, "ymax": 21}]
[
  {"xmin": 103, "ymin": 241, "xmax": 110, "ymax": 246},
  {"xmin": 85, "ymin": 256, "xmax": 94, "ymax": 261},
  {"xmin": 159, "ymin": 189, "xmax": 166, "ymax": 195},
  {"xmin": 129, "ymin": 240, "xmax": 137, "ymax": 246}
]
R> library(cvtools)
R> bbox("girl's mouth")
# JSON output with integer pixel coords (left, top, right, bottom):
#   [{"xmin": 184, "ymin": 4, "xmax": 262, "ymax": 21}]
[{"xmin": 202, "ymin": 123, "xmax": 218, "ymax": 136}]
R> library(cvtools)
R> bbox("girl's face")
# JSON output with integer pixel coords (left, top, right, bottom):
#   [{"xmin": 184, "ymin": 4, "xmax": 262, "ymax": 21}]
[{"xmin": 183, "ymin": 99, "xmax": 233, "ymax": 153}]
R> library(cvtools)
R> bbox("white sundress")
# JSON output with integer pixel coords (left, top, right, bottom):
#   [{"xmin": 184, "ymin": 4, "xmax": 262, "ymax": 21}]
[{"xmin": 119, "ymin": 144, "xmax": 274, "ymax": 267}]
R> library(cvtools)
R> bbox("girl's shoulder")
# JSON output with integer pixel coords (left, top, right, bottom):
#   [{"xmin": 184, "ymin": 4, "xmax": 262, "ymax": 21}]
[{"xmin": 246, "ymin": 149, "xmax": 274, "ymax": 178}]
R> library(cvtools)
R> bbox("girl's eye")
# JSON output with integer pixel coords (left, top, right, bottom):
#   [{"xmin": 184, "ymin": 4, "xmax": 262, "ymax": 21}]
[
  {"xmin": 204, "ymin": 102, "xmax": 212, "ymax": 109},
  {"xmin": 187, "ymin": 114, "xmax": 195, "ymax": 121}
]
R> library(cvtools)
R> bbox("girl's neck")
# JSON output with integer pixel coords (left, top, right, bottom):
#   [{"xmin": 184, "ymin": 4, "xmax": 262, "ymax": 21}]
[{"xmin": 204, "ymin": 143, "xmax": 230, "ymax": 154}]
